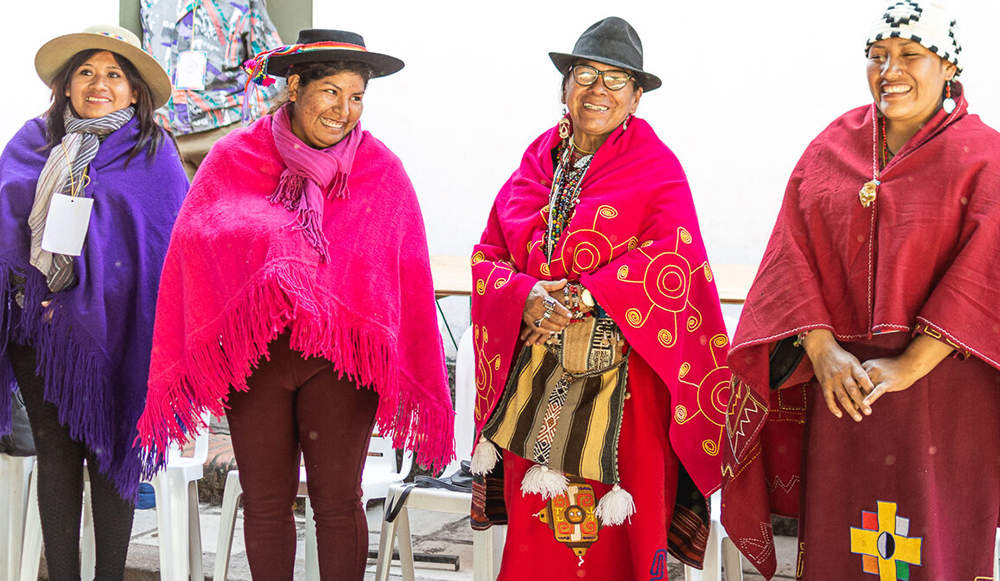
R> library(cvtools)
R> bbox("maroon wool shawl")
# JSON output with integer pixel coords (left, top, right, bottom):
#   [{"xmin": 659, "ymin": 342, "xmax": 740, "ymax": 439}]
[
  {"xmin": 472, "ymin": 117, "xmax": 730, "ymax": 496},
  {"xmin": 721, "ymin": 88, "xmax": 1000, "ymax": 578},
  {"xmin": 136, "ymin": 114, "xmax": 454, "ymax": 473}
]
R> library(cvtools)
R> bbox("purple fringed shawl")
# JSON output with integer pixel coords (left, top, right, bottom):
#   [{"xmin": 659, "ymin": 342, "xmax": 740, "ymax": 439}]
[
  {"xmin": 0, "ymin": 117, "xmax": 188, "ymax": 499},
  {"xmin": 136, "ymin": 113, "xmax": 455, "ymax": 474}
]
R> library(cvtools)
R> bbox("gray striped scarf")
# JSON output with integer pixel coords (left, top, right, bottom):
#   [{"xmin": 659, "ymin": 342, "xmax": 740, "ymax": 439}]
[{"xmin": 29, "ymin": 107, "xmax": 134, "ymax": 292}]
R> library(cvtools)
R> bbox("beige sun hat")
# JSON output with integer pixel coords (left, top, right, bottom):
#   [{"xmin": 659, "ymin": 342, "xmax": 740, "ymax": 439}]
[{"xmin": 34, "ymin": 24, "xmax": 172, "ymax": 108}]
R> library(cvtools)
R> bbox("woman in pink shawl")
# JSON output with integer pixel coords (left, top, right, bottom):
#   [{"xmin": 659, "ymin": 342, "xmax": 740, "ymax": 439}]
[
  {"xmin": 136, "ymin": 30, "xmax": 454, "ymax": 580},
  {"xmin": 469, "ymin": 17, "xmax": 730, "ymax": 580}
]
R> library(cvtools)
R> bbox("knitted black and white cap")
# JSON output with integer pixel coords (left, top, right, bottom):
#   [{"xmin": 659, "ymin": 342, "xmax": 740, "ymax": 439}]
[{"xmin": 865, "ymin": 0, "xmax": 962, "ymax": 74}]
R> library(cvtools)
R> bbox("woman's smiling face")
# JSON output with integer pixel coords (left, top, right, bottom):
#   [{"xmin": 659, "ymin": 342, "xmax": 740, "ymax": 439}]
[
  {"xmin": 563, "ymin": 59, "xmax": 642, "ymax": 152},
  {"xmin": 867, "ymin": 38, "xmax": 956, "ymax": 128},
  {"xmin": 65, "ymin": 51, "xmax": 137, "ymax": 119},
  {"xmin": 287, "ymin": 70, "xmax": 366, "ymax": 149}
]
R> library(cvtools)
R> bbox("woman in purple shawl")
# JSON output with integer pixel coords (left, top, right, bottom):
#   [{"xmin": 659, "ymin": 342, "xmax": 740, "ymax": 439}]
[{"xmin": 0, "ymin": 25, "xmax": 186, "ymax": 577}]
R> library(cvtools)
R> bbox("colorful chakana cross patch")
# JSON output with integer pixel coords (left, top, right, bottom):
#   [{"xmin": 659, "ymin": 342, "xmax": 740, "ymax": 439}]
[
  {"xmin": 536, "ymin": 479, "xmax": 601, "ymax": 564},
  {"xmin": 850, "ymin": 501, "xmax": 922, "ymax": 580}
]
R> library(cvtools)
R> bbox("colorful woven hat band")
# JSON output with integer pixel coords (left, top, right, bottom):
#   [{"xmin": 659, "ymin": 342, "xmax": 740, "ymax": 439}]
[
  {"xmin": 865, "ymin": 0, "xmax": 962, "ymax": 73},
  {"xmin": 243, "ymin": 41, "xmax": 370, "ymax": 89}
]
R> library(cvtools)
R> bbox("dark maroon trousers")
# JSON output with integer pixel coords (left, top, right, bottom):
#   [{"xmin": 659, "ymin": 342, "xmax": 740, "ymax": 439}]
[{"xmin": 226, "ymin": 332, "xmax": 379, "ymax": 580}]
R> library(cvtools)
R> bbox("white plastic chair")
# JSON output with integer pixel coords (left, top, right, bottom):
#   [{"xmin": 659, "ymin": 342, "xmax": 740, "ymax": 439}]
[
  {"xmin": 18, "ymin": 412, "xmax": 210, "ymax": 581},
  {"xmin": 150, "ymin": 414, "xmax": 211, "ymax": 581},
  {"xmin": 684, "ymin": 490, "xmax": 743, "ymax": 581},
  {"xmin": 994, "ymin": 530, "xmax": 999, "ymax": 580},
  {"xmin": 1, "ymin": 454, "xmax": 37, "ymax": 581},
  {"xmin": 374, "ymin": 326, "xmax": 504, "ymax": 581},
  {"xmin": 18, "ymin": 462, "xmax": 97, "ymax": 581},
  {"xmin": 214, "ymin": 429, "xmax": 414, "ymax": 580}
]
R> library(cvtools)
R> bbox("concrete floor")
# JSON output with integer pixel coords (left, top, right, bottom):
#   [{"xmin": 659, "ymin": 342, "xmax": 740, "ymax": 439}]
[{"xmin": 71, "ymin": 502, "xmax": 799, "ymax": 580}]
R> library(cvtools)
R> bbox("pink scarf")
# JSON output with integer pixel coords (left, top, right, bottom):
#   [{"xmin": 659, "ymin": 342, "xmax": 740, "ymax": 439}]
[
  {"xmin": 136, "ymin": 113, "xmax": 454, "ymax": 473},
  {"xmin": 269, "ymin": 105, "xmax": 360, "ymax": 262}
]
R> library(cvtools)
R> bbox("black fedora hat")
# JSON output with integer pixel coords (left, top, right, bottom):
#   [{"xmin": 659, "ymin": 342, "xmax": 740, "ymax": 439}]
[
  {"xmin": 265, "ymin": 29, "xmax": 404, "ymax": 79},
  {"xmin": 549, "ymin": 17, "xmax": 661, "ymax": 92}
]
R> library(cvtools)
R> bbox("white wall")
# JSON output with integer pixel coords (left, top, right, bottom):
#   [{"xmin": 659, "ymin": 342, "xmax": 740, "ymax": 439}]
[
  {"xmin": 4, "ymin": 0, "xmax": 1000, "ymax": 269},
  {"xmin": 312, "ymin": 0, "xmax": 1000, "ymax": 266},
  {"xmin": 0, "ymin": 3, "xmax": 120, "ymax": 144}
]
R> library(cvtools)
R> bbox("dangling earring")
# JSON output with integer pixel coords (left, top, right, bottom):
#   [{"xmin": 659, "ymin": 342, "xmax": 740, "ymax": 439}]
[
  {"xmin": 942, "ymin": 79, "xmax": 956, "ymax": 114},
  {"xmin": 622, "ymin": 114, "xmax": 631, "ymax": 132},
  {"xmin": 558, "ymin": 106, "xmax": 571, "ymax": 139}
]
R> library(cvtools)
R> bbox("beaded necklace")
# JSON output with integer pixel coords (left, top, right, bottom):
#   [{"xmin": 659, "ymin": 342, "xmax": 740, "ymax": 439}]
[
  {"xmin": 881, "ymin": 117, "xmax": 893, "ymax": 168},
  {"xmin": 546, "ymin": 139, "xmax": 594, "ymax": 260}
]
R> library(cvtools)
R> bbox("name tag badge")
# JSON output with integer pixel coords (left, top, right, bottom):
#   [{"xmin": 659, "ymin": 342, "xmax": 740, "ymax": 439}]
[
  {"xmin": 41, "ymin": 193, "xmax": 94, "ymax": 256},
  {"xmin": 175, "ymin": 50, "xmax": 208, "ymax": 90}
]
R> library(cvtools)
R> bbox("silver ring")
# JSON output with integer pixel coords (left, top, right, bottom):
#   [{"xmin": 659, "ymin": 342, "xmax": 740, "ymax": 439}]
[
  {"xmin": 542, "ymin": 310, "xmax": 553, "ymax": 320},
  {"xmin": 533, "ymin": 319, "xmax": 542, "ymax": 328}
]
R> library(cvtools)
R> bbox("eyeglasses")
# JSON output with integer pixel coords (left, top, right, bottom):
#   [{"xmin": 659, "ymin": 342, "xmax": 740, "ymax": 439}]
[{"xmin": 570, "ymin": 64, "xmax": 633, "ymax": 91}]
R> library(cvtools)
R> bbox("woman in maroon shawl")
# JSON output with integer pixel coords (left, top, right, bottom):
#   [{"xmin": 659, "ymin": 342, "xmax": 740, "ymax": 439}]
[
  {"xmin": 470, "ymin": 17, "xmax": 730, "ymax": 579},
  {"xmin": 721, "ymin": 2, "xmax": 1000, "ymax": 579}
]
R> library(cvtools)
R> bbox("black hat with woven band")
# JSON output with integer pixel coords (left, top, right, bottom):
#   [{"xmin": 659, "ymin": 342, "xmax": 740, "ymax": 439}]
[
  {"xmin": 549, "ymin": 17, "xmax": 661, "ymax": 92},
  {"xmin": 265, "ymin": 29, "xmax": 404, "ymax": 79}
]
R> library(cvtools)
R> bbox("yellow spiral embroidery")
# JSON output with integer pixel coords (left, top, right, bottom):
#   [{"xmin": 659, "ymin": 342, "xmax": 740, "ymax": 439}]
[
  {"xmin": 626, "ymin": 309, "xmax": 644, "ymax": 327},
  {"xmin": 540, "ymin": 263, "xmax": 551, "ymax": 276},
  {"xmin": 598, "ymin": 205, "xmax": 618, "ymax": 218},
  {"xmin": 687, "ymin": 316, "xmax": 700, "ymax": 332},
  {"xmin": 679, "ymin": 228, "xmax": 692, "ymax": 244},
  {"xmin": 704, "ymin": 264, "xmax": 714, "ymax": 281},
  {"xmin": 657, "ymin": 329, "xmax": 673, "ymax": 346},
  {"xmin": 628, "ymin": 239, "xmax": 638, "ymax": 250},
  {"xmin": 674, "ymin": 405, "xmax": 687, "ymax": 423},
  {"xmin": 494, "ymin": 278, "xmax": 508, "ymax": 289},
  {"xmin": 476, "ymin": 279, "xmax": 486, "ymax": 295},
  {"xmin": 640, "ymin": 240, "xmax": 654, "ymax": 248},
  {"xmin": 702, "ymin": 439, "xmax": 720, "ymax": 456},
  {"xmin": 471, "ymin": 251, "xmax": 485, "ymax": 265},
  {"xmin": 678, "ymin": 362, "xmax": 691, "ymax": 378},
  {"xmin": 712, "ymin": 334, "xmax": 729, "ymax": 348},
  {"xmin": 617, "ymin": 265, "xmax": 629, "ymax": 280}
]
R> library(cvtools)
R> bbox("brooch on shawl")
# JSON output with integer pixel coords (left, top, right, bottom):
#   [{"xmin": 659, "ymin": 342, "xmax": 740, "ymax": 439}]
[{"xmin": 860, "ymin": 107, "xmax": 882, "ymax": 208}]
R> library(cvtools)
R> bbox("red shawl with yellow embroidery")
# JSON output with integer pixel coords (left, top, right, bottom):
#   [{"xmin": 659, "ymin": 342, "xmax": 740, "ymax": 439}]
[
  {"xmin": 721, "ymin": 90, "xmax": 1000, "ymax": 578},
  {"xmin": 472, "ymin": 117, "xmax": 729, "ymax": 495}
]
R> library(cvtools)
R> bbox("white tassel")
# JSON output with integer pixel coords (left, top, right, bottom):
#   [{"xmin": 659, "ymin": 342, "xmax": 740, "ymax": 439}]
[
  {"xmin": 520, "ymin": 464, "xmax": 568, "ymax": 499},
  {"xmin": 595, "ymin": 484, "xmax": 635, "ymax": 526},
  {"xmin": 470, "ymin": 436, "xmax": 500, "ymax": 475}
]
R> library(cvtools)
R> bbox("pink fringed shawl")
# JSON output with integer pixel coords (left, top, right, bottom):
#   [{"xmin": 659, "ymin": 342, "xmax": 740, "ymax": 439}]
[
  {"xmin": 472, "ymin": 118, "xmax": 730, "ymax": 495},
  {"xmin": 136, "ymin": 114, "xmax": 455, "ymax": 473}
]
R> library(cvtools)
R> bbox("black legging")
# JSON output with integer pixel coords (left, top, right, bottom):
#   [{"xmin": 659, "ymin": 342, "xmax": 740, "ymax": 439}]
[{"xmin": 9, "ymin": 342, "xmax": 134, "ymax": 581}]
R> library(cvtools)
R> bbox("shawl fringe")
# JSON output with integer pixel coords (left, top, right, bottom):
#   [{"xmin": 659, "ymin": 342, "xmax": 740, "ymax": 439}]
[
  {"xmin": 269, "ymin": 173, "xmax": 304, "ymax": 210},
  {"xmin": 269, "ymin": 174, "xmax": 331, "ymax": 262},
  {"xmin": 136, "ymin": 260, "xmax": 453, "ymax": 478},
  {"xmin": 2, "ymin": 258, "xmax": 143, "ymax": 500}
]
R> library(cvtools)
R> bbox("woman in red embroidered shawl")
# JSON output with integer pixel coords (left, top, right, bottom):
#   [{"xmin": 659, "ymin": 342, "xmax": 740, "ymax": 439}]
[
  {"xmin": 136, "ymin": 30, "xmax": 454, "ymax": 580},
  {"xmin": 721, "ymin": 2, "xmax": 1000, "ymax": 579},
  {"xmin": 470, "ymin": 17, "xmax": 730, "ymax": 579}
]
